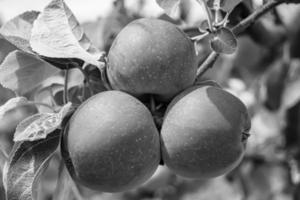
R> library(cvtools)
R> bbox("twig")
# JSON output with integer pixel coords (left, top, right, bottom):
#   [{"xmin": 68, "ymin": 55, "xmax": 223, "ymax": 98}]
[
  {"xmin": 196, "ymin": 51, "xmax": 219, "ymax": 78},
  {"xmin": 232, "ymin": 0, "xmax": 287, "ymax": 35},
  {"xmin": 74, "ymin": 63, "xmax": 94, "ymax": 97},
  {"xmin": 196, "ymin": 0, "xmax": 294, "ymax": 78}
]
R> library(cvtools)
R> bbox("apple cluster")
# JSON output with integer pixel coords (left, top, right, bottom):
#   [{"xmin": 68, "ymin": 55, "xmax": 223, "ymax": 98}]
[{"xmin": 61, "ymin": 18, "xmax": 251, "ymax": 193}]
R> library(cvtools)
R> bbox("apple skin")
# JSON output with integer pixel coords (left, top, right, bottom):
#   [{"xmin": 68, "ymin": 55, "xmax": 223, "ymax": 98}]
[
  {"xmin": 107, "ymin": 18, "xmax": 197, "ymax": 102},
  {"xmin": 160, "ymin": 85, "xmax": 251, "ymax": 179},
  {"xmin": 62, "ymin": 91, "xmax": 160, "ymax": 192}
]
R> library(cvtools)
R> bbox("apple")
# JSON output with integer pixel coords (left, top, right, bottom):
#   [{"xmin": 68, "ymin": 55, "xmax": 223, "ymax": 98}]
[
  {"xmin": 160, "ymin": 84, "xmax": 251, "ymax": 179},
  {"xmin": 62, "ymin": 91, "xmax": 160, "ymax": 192},
  {"xmin": 107, "ymin": 18, "xmax": 197, "ymax": 102}
]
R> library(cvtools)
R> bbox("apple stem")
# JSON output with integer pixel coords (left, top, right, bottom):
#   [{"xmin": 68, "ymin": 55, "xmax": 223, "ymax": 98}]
[
  {"xmin": 75, "ymin": 63, "xmax": 94, "ymax": 98},
  {"xmin": 98, "ymin": 55, "xmax": 113, "ymax": 90},
  {"xmin": 150, "ymin": 95, "xmax": 156, "ymax": 114},
  {"xmin": 100, "ymin": 66, "xmax": 113, "ymax": 90},
  {"xmin": 63, "ymin": 69, "xmax": 70, "ymax": 105}
]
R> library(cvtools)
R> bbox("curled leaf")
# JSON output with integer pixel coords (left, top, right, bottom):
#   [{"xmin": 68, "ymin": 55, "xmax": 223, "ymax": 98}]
[
  {"xmin": 4, "ymin": 130, "xmax": 60, "ymax": 200},
  {"xmin": 0, "ymin": 97, "xmax": 28, "ymax": 120},
  {"xmin": 0, "ymin": 50, "xmax": 60, "ymax": 95},
  {"xmin": 210, "ymin": 27, "xmax": 237, "ymax": 54},
  {"xmin": 14, "ymin": 102, "xmax": 73, "ymax": 142},
  {"xmin": 30, "ymin": 0, "xmax": 101, "ymax": 67}
]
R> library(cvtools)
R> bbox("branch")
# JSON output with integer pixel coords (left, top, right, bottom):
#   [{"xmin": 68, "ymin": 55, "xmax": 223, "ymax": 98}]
[
  {"xmin": 195, "ymin": 0, "xmax": 296, "ymax": 78},
  {"xmin": 196, "ymin": 51, "xmax": 219, "ymax": 78},
  {"xmin": 232, "ymin": 0, "xmax": 287, "ymax": 35}
]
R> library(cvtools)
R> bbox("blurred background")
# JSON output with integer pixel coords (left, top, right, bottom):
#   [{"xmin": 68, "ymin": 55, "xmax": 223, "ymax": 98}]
[{"xmin": 1, "ymin": 0, "xmax": 300, "ymax": 200}]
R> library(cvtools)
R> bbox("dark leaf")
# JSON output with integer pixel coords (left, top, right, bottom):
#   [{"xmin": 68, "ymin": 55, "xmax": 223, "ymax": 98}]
[
  {"xmin": 210, "ymin": 27, "xmax": 237, "ymax": 54},
  {"xmin": 30, "ymin": 0, "xmax": 102, "ymax": 67},
  {"xmin": 156, "ymin": 0, "xmax": 181, "ymax": 18},
  {"xmin": 0, "ymin": 50, "xmax": 59, "ymax": 95},
  {"xmin": 14, "ymin": 102, "xmax": 72, "ymax": 142},
  {"xmin": 52, "ymin": 164, "xmax": 82, "ymax": 200},
  {"xmin": 0, "ymin": 36, "xmax": 17, "ymax": 65},
  {"xmin": 0, "ymin": 11, "xmax": 40, "ymax": 53},
  {"xmin": 3, "ymin": 130, "xmax": 60, "ymax": 200}
]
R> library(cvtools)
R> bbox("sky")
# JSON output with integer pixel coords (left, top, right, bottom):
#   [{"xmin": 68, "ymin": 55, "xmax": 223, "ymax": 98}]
[
  {"xmin": 0, "ymin": 0, "xmax": 165, "ymax": 24},
  {"xmin": 0, "ymin": 0, "xmax": 114, "ymax": 23}
]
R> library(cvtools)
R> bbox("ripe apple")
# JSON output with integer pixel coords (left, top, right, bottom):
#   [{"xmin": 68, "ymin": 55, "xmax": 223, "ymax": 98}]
[
  {"xmin": 160, "ymin": 84, "xmax": 251, "ymax": 179},
  {"xmin": 62, "ymin": 91, "xmax": 160, "ymax": 192},
  {"xmin": 107, "ymin": 18, "xmax": 197, "ymax": 102}
]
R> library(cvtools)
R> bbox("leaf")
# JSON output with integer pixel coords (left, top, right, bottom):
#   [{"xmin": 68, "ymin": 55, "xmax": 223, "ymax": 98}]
[
  {"xmin": 3, "ymin": 130, "xmax": 60, "ymax": 200},
  {"xmin": 207, "ymin": 0, "xmax": 242, "ymax": 13},
  {"xmin": 0, "ymin": 84, "xmax": 15, "ymax": 106},
  {"xmin": 62, "ymin": 2, "xmax": 99, "ymax": 55},
  {"xmin": 14, "ymin": 102, "xmax": 73, "ymax": 142},
  {"xmin": 0, "ymin": 11, "xmax": 40, "ymax": 53},
  {"xmin": 282, "ymin": 78, "xmax": 300, "ymax": 109},
  {"xmin": 30, "ymin": 0, "xmax": 102, "ymax": 67},
  {"xmin": 210, "ymin": 27, "xmax": 237, "ymax": 54},
  {"xmin": 0, "ymin": 97, "xmax": 28, "ymax": 120},
  {"xmin": 0, "ymin": 50, "xmax": 60, "ymax": 95},
  {"xmin": 52, "ymin": 164, "xmax": 82, "ymax": 200},
  {"xmin": 156, "ymin": 0, "xmax": 181, "ymax": 18}
]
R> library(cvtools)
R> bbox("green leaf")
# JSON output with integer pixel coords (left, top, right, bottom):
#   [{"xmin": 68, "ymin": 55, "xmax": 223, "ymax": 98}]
[
  {"xmin": 207, "ymin": 0, "xmax": 242, "ymax": 13},
  {"xmin": 3, "ymin": 130, "xmax": 60, "ymax": 200},
  {"xmin": 52, "ymin": 164, "xmax": 82, "ymax": 200},
  {"xmin": 210, "ymin": 27, "xmax": 237, "ymax": 54},
  {"xmin": 0, "ymin": 36, "xmax": 17, "ymax": 65},
  {"xmin": 156, "ymin": 0, "xmax": 181, "ymax": 18},
  {"xmin": 0, "ymin": 84, "xmax": 15, "ymax": 106},
  {"xmin": 14, "ymin": 102, "xmax": 73, "ymax": 142},
  {"xmin": 0, "ymin": 50, "xmax": 60, "ymax": 95},
  {"xmin": 30, "ymin": 0, "xmax": 102, "ymax": 67},
  {"xmin": 0, "ymin": 97, "xmax": 28, "ymax": 121},
  {"xmin": 0, "ymin": 11, "xmax": 40, "ymax": 53}
]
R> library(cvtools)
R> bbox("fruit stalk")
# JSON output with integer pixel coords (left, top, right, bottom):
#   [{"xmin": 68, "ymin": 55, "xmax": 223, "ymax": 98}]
[
  {"xmin": 63, "ymin": 69, "xmax": 69, "ymax": 104},
  {"xmin": 196, "ymin": 51, "xmax": 219, "ymax": 78},
  {"xmin": 196, "ymin": 0, "xmax": 294, "ymax": 77}
]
